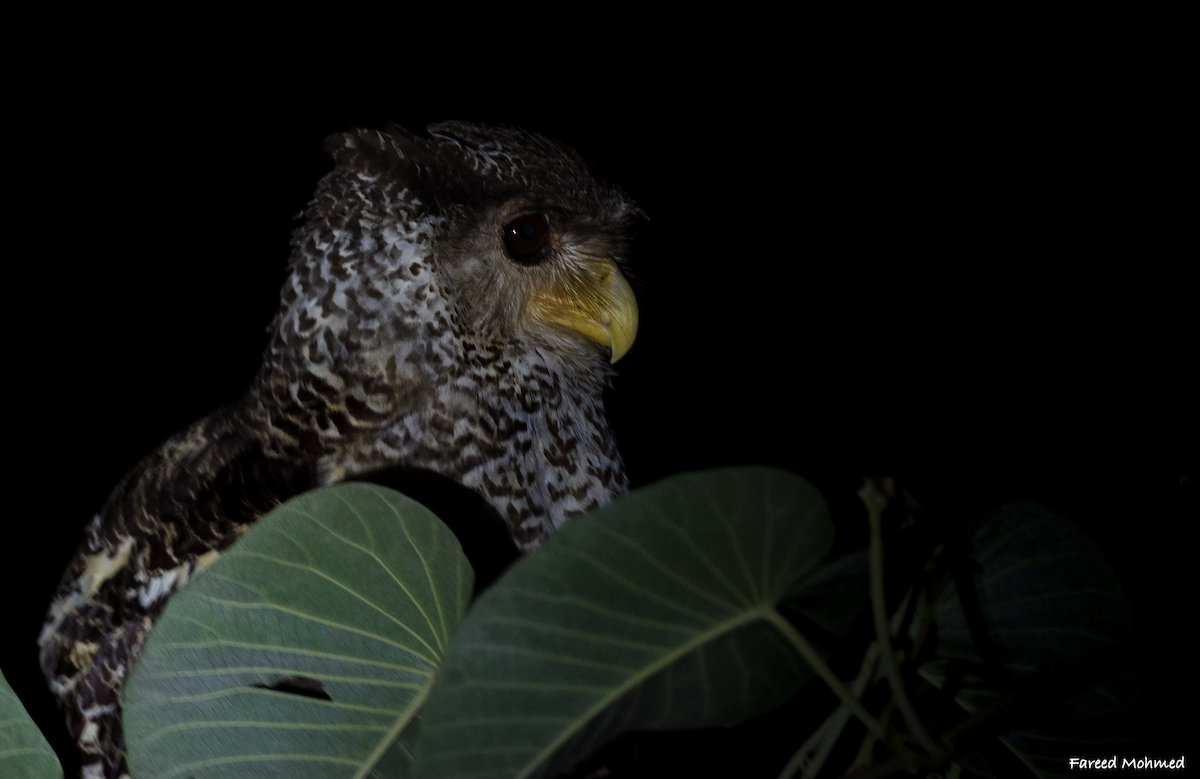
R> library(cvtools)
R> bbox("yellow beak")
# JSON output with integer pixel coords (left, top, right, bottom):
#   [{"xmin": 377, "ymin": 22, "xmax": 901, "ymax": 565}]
[{"xmin": 526, "ymin": 259, "xmax": 639, "ymax": 363}]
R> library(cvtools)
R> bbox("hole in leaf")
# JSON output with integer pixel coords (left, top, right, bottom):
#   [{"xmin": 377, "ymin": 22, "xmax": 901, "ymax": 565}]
[{"xmin": 253, "ymin": 676, "xmax": 332, "ymax": 701}]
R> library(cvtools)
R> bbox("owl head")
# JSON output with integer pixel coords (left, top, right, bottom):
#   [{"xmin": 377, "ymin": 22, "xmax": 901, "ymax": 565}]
[
  {"xmin": 321, "ymin": 121, "xmax": 637, "ymax": 360},
  {"xmin": 254, "ymin": 122, "xmax": 640, "ymax": 483}
]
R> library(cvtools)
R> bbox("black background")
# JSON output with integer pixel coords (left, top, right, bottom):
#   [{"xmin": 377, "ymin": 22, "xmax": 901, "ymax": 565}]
[{"xmin": 6, "ymin": 38, "xmax": 1192, "ymax": 776}]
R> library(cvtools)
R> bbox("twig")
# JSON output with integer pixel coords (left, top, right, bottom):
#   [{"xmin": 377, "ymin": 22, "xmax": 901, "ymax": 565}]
[
  {"xmin": 763, "ymin": 609, "xmax": 887, "ymax": 742},
  {"xmin": 860, "ymin": 477, "xmax": 947, "ymax": 763},
  {"xmin": 776, "ymin": 583, "xmax": 916, "ymax": 779},
  {"xmin": 776, "ymin": 640, "xmax": 880, "ymax": 779},
  {"xmin": 851, "ymin": 697, "xmax": 893, "ymax": 772}
]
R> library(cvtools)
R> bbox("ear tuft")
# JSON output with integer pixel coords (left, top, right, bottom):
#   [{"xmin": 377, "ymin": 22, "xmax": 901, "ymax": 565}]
[{"xmin": 322, "ymin": 128, "xmax": 410, "ymax": 177}]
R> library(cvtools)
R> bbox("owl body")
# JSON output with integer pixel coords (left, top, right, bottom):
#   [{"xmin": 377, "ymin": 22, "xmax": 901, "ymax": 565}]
[{"xmin": 40, "ymin": 122, "xmax": 639, "ymax": 778}]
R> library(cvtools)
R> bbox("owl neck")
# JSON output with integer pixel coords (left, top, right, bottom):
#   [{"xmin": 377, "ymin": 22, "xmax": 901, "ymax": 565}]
[{"xmin": 317, "ymin": 343, "xmax": 628, "ymax": 550}]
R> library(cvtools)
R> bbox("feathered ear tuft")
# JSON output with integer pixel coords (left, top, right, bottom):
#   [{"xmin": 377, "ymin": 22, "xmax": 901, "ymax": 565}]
[{"xmin": 322, "ymin": 128, "xmax": 418, "ymax": 179}]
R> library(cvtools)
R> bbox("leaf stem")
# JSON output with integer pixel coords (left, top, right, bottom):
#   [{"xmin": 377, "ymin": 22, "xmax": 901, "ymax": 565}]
[
  {"xmin": 776, "ymin": 637, "xmax": 882, "ymax": 779},
  {"xmin": 351, "ymin": 674, "xmax": 434, "ymax": 779},
  {"xmin": 778, "ymin": 580, "xmax": 918, "ymax": 779},
  {"xmin": 860, "ymin": 477, "xmax": 947, "ymax": 763},
  {"xmin": 763, "ymin": 608, "xmax": 886, "ymax": 742}
]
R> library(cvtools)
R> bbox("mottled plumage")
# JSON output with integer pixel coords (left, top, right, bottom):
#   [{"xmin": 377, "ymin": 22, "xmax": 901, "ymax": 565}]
[{"xmin": 39, "ymin": 122, "xmax": 640, "ymax": 778}]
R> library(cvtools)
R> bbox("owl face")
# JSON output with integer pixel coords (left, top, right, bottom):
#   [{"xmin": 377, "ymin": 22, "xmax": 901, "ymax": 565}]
[
  {"xmin": 434, "ymin": 186, "xmax": 639, "ymax": 368},
  {"xmin": 422, "ymin": 122, "xmax": 639, "ymax": 368}
]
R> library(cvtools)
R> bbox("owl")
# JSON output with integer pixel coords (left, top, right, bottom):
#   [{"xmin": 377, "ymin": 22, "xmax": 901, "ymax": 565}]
[{"xmin": 38, "ymin": 121, "xmax": 640, "ymax": 778}]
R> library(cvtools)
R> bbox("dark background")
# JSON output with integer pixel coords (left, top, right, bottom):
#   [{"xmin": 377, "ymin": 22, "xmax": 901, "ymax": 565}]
[{"xmin": 7, "ymin": 43, "xmax": 1192, "ymax": 776}]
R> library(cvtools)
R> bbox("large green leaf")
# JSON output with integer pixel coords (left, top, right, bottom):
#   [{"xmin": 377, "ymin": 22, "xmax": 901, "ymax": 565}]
[
  {"xmin": 124, "ymin": 483, "xmax": 472, "ymax": 779},
  {"xmin": 0, "ymin": 670, "xmax": 62, "ymax": 779},
  {"xmin": 918, "ymin": 501, "xmax": 1135, "ymax": 779},
  {"xmin": 780, "ymin": 548, "xmax": 870, "ymax": 641},
  {"xmin": 412, "ymin": 467, "xmax": 835, "ymax": 779}
]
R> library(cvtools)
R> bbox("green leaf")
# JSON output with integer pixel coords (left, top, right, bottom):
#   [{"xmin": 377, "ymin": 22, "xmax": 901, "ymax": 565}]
[
  {"xmin": 780, "ymin": 549, "xmax": 870, "ymax": 641},
  {"xmin": 0, "ymin": 669, "xmax": 63, "ymax": 779},
  {"xmin": 413, "ymin": 467, "xmax": 835, "ymax": 779},
  {"xmin": 124, "ymin": 483, "xmax": 472, "ymax": 779},
  {"xmin": 919, "ymin": 501, "xmax": 1135, "ymax": 779}
]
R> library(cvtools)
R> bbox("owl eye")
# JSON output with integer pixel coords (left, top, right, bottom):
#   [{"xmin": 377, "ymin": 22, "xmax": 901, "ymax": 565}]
[{"xmin": 502, "ymin": 213, "xmax": 551, "ymax": 264}]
